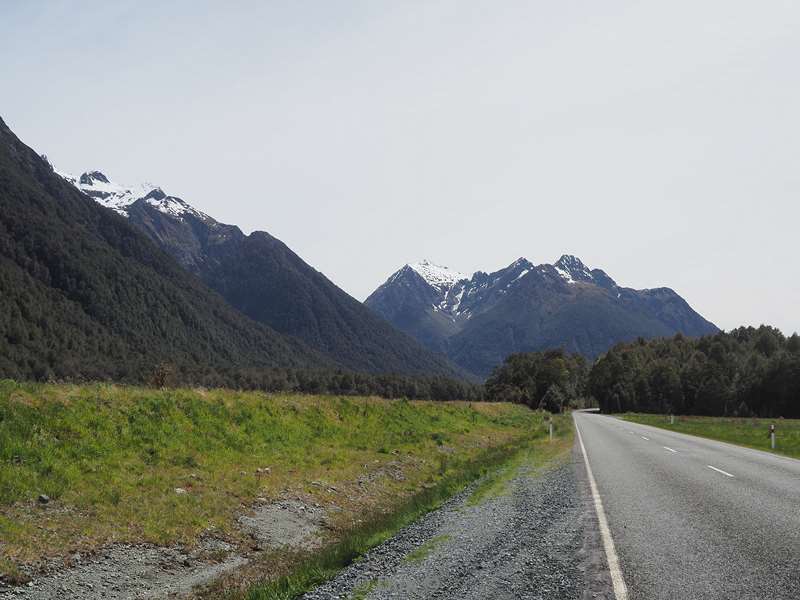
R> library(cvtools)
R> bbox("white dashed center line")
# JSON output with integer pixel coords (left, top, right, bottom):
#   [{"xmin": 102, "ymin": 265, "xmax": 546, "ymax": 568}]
[
  {"xmin": 641, "ymin": 436, "xmax": 650, "ymax": 441},
  {"xmin": 707, "ymin": 465, "xmax": 735, "ymax": 478},
  {"xmin": 663, "ymin": 446, "xmax": 677, "ymax": 453}
]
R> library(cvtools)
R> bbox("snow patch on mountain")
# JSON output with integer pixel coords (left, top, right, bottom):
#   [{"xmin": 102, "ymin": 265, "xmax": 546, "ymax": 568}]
[
  {"xmin": 554, "ymin": 265, "xmax": 575, "ymax": 284},
  {"xmin": 55, "ymin": 169, "xmax": 155, "ymax": 216},
  {"xmin": 56, "ymin": 167, "xmax": 209, "ymax": 221},
  {"xmin": 409, "ymin": 260, "xmax": 469, "ymax": 294}
]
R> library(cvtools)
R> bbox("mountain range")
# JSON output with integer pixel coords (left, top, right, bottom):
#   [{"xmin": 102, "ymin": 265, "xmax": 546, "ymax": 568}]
[
  {"xmin": 55, "ymin": 168, "xmax": 463, "ymax": 378},
  {"xmin": 365, "ymin": 256, "xmax": 718, "ymax": 377},
  {"xmin": 0, "ymin": 114, "xmax": 719, "ymax": 386}
]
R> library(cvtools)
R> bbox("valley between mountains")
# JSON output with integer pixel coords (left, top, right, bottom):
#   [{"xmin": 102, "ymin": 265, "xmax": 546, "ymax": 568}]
[
  {"xmin": 6, "ymin": 114, "xmax": 791, "ymax": 600},
  {"xmin": 56, "ymin": 162, "xmax": 717, "ymax": 382}
]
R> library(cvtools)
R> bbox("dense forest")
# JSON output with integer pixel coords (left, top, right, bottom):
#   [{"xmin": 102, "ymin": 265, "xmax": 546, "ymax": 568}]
[
  {"xmin": 485, "ymin": 350, "xmax": 588, "ymax": 411},
  {"xmin": 589, "ymin": 326, "xmax": 800, "ymax": 418},
  {"xmin": 484, "ymin": 326, "xmax": 800, "ymax": 418}
]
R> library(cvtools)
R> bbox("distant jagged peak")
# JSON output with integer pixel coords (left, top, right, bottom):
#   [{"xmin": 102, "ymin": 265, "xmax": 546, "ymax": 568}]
[
  {"xmin": 506, "ymin": 256, "xmax": 534, "ymax": 273},
  {"xmin": 553, "ymin": 254, "xmax": 594, "ymax": 284},
  {"xmin": 506, "ymin": 257, "xmax": 534, "ymax": 271},
  {"xmin": 79, "ymin": 170, "xmax": 111, "ymax": 185},
  {"xmin": 408, "ymin": 260, "xmax": 470, "ymax": 293}
]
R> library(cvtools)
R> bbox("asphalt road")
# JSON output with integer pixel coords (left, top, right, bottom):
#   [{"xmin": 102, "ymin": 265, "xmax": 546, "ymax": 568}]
[{"xmin": 574, "ymin": 412, "xmax": 800, "ymax": 600}]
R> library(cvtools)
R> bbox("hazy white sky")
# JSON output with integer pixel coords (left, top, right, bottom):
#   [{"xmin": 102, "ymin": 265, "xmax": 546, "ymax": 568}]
[{"xmin": 3, "ymin": 1, "xmax": 799, "ymax": 334}]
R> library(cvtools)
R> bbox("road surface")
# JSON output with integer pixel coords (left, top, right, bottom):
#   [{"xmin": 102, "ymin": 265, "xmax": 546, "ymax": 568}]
[{"xmin": 574, "ymin": 412, "xmax": 800, "ymax": 600}]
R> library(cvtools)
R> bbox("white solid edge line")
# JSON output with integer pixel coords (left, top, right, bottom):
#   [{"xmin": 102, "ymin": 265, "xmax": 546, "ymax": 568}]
[
  {"xmin": 575, "ymin": 419, "xmax": 629, "ymax": 600},
  {"xmin": 707, "ymin": 465, "xmax": 735, "ymax": 478},
  {"xmin": 663, "ymin": 446, "xmax": 677, "ymax": 453}
]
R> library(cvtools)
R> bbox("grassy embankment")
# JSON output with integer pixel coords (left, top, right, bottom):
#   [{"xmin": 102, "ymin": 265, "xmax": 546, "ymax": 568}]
[
  {"xmin": 622, "ymin": 413, "xmax": 800, "ymax": 459},
  {"xmin": 0, "ymin": 380, "xmax": 570, "ymax": 591},
  {"xmin": 228, "ymin": 414, "xmax": 573, "ymax": 600}
]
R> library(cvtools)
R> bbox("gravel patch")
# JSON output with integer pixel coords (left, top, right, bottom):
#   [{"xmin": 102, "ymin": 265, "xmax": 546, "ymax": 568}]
[
  {"xmin": 303, "ymin": 445, "xmax": 610, "ymax": 600},
  {"xmin": 0, "ymin": 499, "xmax": 325, "ymax": 600},
  {"xmin": 239, "ymin": 500, "xmax": 326, "ymax": 552},
  {"xmin": 0, "ymin": 543, "xmax": 245, "ymax": 600}
]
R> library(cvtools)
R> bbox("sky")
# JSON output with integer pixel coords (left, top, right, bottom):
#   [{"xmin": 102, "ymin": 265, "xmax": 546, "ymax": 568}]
[{"xmin": 2, "ymin": 0, "xmax": 799, "ymax": 334}]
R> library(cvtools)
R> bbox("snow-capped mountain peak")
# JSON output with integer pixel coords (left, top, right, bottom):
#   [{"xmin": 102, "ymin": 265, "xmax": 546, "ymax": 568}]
[
  {"xmin": 55, "ymin": 169, "xmax": 156, "ymax": 216},
  {"xmin": 554, "ymin": 254, "xmax": 594, "ymax": 284},
  {"xmin": 408, "ymin": 260, "xmax": 470, "ymax": 294},
  {"xmin": 55, "ymin": 166, "xmax": 208, "ymax": 221}
]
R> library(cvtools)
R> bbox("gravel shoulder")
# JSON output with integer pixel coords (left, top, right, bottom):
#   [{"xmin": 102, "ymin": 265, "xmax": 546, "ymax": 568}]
[{"xmin": 303, "ymin": 442, "xmax": 613, "ymax": 600}]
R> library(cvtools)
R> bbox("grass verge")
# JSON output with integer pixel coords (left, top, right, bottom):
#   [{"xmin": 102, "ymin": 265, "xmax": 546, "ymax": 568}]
[
  {"xmin": 621, "ymin": 413, "xmax": 800, "ymax": 459},
  {"xmin": 218, "ymin": 414, "xmax": 575, "ymax": 600},
  {"xmin": 467, "ymin": 414, "xmax": 572, "ymax": 506}
]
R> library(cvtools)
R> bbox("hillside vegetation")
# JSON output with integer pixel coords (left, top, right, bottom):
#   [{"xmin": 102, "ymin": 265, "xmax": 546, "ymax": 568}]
[{"xmin": 0, "ymin": 381, "xmax": 545, "ymax": 583}]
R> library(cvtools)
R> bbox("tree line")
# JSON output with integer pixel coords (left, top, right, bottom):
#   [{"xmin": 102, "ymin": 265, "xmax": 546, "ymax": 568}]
[
  {"xmin": 589, "ymin": 326, "xmax": 800, "ymax": 418},
  {"xmin": 485, "ymin": 350, "xmax": 589, "ymax": 411},
  {"xmin": 485, "ymin": 326, "xmax": 800, "ymax": 418}
]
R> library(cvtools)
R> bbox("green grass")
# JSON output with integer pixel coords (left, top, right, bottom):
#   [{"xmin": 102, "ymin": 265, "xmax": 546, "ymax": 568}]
[
  {"xmin": 0, "ymin": 381, "xmax": 544, "ymax": 580},
  {"xmin": 621, "ymin": 413, "xmax": 800, "ymax": 459}
]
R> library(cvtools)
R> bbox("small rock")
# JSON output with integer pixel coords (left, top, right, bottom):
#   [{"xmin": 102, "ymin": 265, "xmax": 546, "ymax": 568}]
[
  {"xmin": 37, "ymin": 494, "xmax": 50, "ymax": 504},
  {"xmin": 174, "ymin": 487, "xmax": 188, "ymax": 495}
]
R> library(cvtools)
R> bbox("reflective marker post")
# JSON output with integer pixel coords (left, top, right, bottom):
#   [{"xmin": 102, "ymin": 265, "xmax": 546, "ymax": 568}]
[
  {"xmin": 670, "ymin": 414, "xmax": 675, "ymax": 425},
  {"xmin": 549, "ymin": 417, "xmax": 553, "ymax": 442},
  {"xmin": 770, "ymin": 424, "xmax": 776, "ymax": 450}
]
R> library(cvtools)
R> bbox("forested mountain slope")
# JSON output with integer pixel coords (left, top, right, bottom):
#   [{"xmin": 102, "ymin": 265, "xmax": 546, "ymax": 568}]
[{"xmin": 0, "ymin": 117, "xmax": 329, "ymax": 383}]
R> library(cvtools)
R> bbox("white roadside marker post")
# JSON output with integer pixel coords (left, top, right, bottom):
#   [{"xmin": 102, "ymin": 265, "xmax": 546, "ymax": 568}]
[
  {"xmin": 670, "ymin": 414, "xmax": 675, "ymax": 425},
  {"xmin": 549, "ymin": 417, "xmax": 553, "ymax": 442},
  {"xmin": 770, "ymin": 423, "xmax": 776, "ymax": 450}
]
